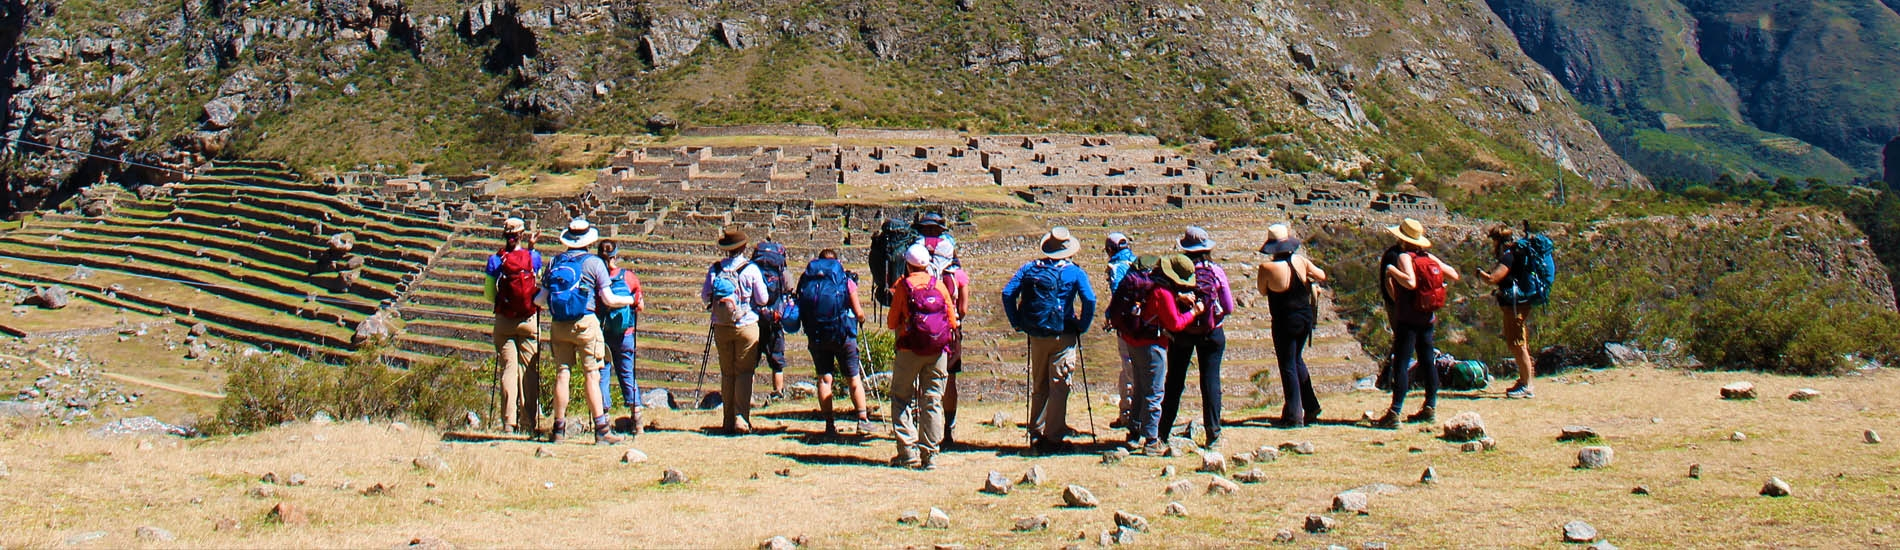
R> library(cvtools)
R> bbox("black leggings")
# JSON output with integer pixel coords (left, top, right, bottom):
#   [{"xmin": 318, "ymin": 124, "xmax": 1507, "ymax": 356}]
[
  {"xmin": 1388, "ymin": 321, "xmax": 1438, "ymax": 413},
  {"xmin": 1161, "ymin": 328, "xmax": 1225, "ymax": 443},
  {"xmin": 1273, "ymin": 321, "xmax": 1318, "ymax": 422}
]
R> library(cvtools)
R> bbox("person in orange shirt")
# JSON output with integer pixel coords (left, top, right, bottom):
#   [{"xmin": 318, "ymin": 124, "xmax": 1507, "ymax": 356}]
[{"xmin": 885, "ymin": 243, "xmax": 959, "ymax": 470}]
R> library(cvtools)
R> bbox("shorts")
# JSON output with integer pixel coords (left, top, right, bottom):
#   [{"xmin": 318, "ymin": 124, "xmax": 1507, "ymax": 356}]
[
  {"xmin": 810, "ymin": 337, "xmax": 862, "ymax": 378},
  {"xmin": 759, "ymin": 319, "xmax": 787, "ymax": 373},
  {"xmin": 1500, "ymin": 304, "xmax": 1531, "ymax": 348}
]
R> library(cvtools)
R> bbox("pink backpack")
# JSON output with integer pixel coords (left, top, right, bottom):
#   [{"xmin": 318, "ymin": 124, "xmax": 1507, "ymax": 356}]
[{"xmin": 900, "ymin": 276, "xmax": 955, "ymax": 354}]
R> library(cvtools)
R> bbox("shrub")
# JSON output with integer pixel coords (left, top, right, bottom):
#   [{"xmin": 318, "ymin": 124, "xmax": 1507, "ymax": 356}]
[
  {"xmin": 1270, "ymin": 148, "xmax": 1320, "ymax": 173},
  {"xmin": 858, "ymin": 327, "xmax": 894, "ymax": 377},
  {"xmin": 1690, "ymin": 266, "xmax": 1900, "ymax": 374},
  {"xmin": 205, "ymin": 349, "xmax": 483, "ymax": 435}
]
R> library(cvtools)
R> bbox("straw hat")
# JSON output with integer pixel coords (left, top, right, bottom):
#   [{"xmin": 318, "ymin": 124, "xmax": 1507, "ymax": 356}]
[
  {"xmin": 559, "ymin": 218, "xmax": 599, "ymax": 250},
  {"xmin": 1159, "ymin": 254, "xmax": 1197, "ymax": 288},
  {"xmin": 1179, "ymin": 226, "xmax": 1214, "ymax": 253},
  {"xmin": 1039, "ymin": 227, "xmax": 1081, "ymax": 260},
  {"xmin": 502, "ymin": 217, "xmax": 526, "ymax": 235},
  {"xmin": 716, "ymin": 226, "xmax": 749, "ymax": 251},
  {"xmin": 1387, "ymin": 218, "xmax": 1432, "ymax": 249},
  {"xmin": 1259, "ymin": 223, "xmax": 1301, "ymax": 256}
]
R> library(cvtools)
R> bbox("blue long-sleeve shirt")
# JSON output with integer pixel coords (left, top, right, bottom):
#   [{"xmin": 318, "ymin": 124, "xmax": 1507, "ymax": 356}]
[{"xmin": 1001, "ymin": 259, "xmax": 1097, "ymax": 337}]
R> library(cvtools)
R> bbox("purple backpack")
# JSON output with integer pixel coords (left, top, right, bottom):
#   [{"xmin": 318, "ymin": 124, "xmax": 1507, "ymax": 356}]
[{"xmin": 900, "ymin": 276, "xmax": 955, "ymax": 354}]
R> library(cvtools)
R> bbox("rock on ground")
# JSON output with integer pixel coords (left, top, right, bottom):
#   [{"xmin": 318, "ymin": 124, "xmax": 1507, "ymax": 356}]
[
  {"xmin": 982, "ymin": 471, "xmax": 1011, "ymax": 495},
  {"xmin": 268, "ymin": 502, "xmax": 307, "ymax": 525},
  {"xmin": 1114, "ymin": 510, "xmax": 1150, "ymax": 532},
  {"xmin": 1062, "ymin": 485, "xmax": 1099, "ymax": 508},
  {"xmin": 1233, "ymin": 469, "xmax": 1267, "ymax": 483},
  {"xmin": 135, "ymin": 526, "xmax": 175, "ymax": 542},
  {"xmin": 1165, "ymin": 479, "xmax": 1195, "ymax": 496},
  {"xmin": 925, "ymin": 507, "xmax": 950, "ymax": 529},
  {"xmin": 393, "ymin": 537, "xmax": 454, "ymax": 550},
  {"xmin": 1101, "ymin": 448, "xmax": 1129, "ymax": 464},
  {"xmin": 1304, "ymin": 515, "xmax": 1337, "ymax": 533},
  {"xmin": 535, "ymin": 447, "xmax": 556, "ymax": 459},
  {"xmin": 1576, "ymin": 446, "xmax": 1614, "ymax": 469},
  {"xmin": 1420, "ymin": 467, "xmax": 1437, "ymax": 484},
  {"xmin": 1198, "ymin": 451, "xmax": 1226, "ymax": 473},
  {"xmin": 1440, "ymin": 411, "xmax": 1486, "ymax": 442},
  {"xmin": 1206, "ymin": 475, "xmax": 1240, "ymax": 495},
  {"xmin": 1163, "ymin": 502, "xmax": 1187, "ymax": 517},
  {"xmin": 990, "ymin": 411, "xmax": 1011, "ymax": 427},
  {"xmin": 660, "ymin": 469, "xmax": 688, "ymax": 485},
  {"xmin": 897, "ymin": 511, "xmax": 922, "ymax": 525},
  {"xmin": 1761, "ymin": 477, "xmax": 1792, "ymax": 497},
  {"xmin": 1012, "ymin": 515, "xmax": 1049, "ymax": 532},
  {"xmin": 1332, "ymin": 491, "xmax": 1370, "ymax": 515},
  {"xmin": 1019, "ymin": 465, "xmax": 1047, "ymax": 487},
  {"xmin": 1274, "ymin": 529, "xmax": 1296, "ymax": 542},
  {"xmin": 1869, "ymin": 430, "xmax": 1883, "ymax": 444},
  {"xmin": 1558, "ymin": 425, "xmax": 1598, "ymax": 442},
  {"xmin": 412, "ymin": 455, "xmax": 449, "ymax": 473},
  {"xmin": 759, "ymin": 535, "xmax": 797, "ymax": 550},
  {"xmin": 1563, "ymin": 520, "xmax": 1598, "ymax": 542},
  {"xmin": 1253, "ymin": 446, "xmax": 1281, "ymax": 463},
  {"xmin": 1688, "ymin": 463, "xmax": 1702, "ymax": 478},
  {"xmin": 1720, "ymin": 381, "xmax": 1757, "ymax": 400},
  {"xmin": 1279, "ymin": 441, "xmax": 1316, "ymax": 455},
  {"xmin": 621, "ymin": 449, "xmax": 648, "ymax": 464},
  {"xmin": 1729, "ymin": 431, "xmax": 1747, "ymax": 442},
  {"xmin": 1788, "ymin": 388, "xmax": 1821, "ymax": 401}
]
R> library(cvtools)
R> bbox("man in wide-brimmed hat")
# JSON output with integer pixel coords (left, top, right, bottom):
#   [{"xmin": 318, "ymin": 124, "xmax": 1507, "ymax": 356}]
[
  {"xmin": 486, "ymin": 217, "xmax": 541, "ymax": 434},
  {"xmin": 536, "ymin": 218, "xmax": 636, "ymax": 445},
  {"xmin": 1375, "ymin": 217, "xmax": 1461, "ymax": 428},
  {"xmin": 1001, "ymin": 227, "xmax": 1098, "ymax": 455},
  {"xmin": 700, "ymin": 226, "xmax": 773, "ymax": 434}
]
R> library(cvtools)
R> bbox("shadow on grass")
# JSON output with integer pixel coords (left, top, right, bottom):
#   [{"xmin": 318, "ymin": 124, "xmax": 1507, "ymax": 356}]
[{"xmin": 769, "ymin": 451, "xmax": 894, "ymax": 468}]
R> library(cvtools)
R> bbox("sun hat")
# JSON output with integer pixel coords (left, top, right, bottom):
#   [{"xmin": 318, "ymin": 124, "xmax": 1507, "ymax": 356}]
[
  {"xmin": 1159, "ymin": 254, "xmax": 1197, "ymax": 288},
  {"xmin": 1105, "ymin": 232, "xmax": 1130, "ymax": 253},
  {"xmin": 559, "ymin": 218, "xmax": 599, "ymax": 249},
  {"xmin": 904, "ymin": 242, "xmax": 931, "ymax": 268},
  {"xmin": 914, "ymin": 212, "xmax": 948, "ymax": 230},
  {"xmin": 1039, "ymin": 226, "xmax": 1081, "ymax": 260},
  {"xmin": 1179, "ymin": 226, "xmax": 1214, "ymax": 253},
  {"xmin": 502, "ymin": 217, "xmax": 526, "ymax": 235},
  {"xmin": 1259, "ymin": 223, "xmax": 1301, "ymax": 256},
  {"xmin": 1132, "ymin": 254, "xmax": 1162, "ymax": 272},
  {"xmin": 1387, "ymin": 218, "xmax": 1432, "ymax": 249},
  {"xmin": 717, "ymin": 226, "xmax": 749, "ymax": 251}
]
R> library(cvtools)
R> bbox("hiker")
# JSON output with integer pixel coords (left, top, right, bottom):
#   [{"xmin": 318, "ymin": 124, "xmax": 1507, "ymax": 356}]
[
  {"xmin": 701, "ymin": 227, "xmax": 772, "ymax": 434},
  {"xmin": 1257, "ymin": 224, "xmax": 1328, "ymax": 428},
  {"xmin": 796, "ymin": 249, "xmax": 874, "ymax": 435},
  {"xmin": 1479, "ymin": 224, "xmax": 1545, "ymax": 399},
  {"xmin": 914, "ymin": 212, "xmax": 969, "ymax": 444},
  {"xmin": 484, "ymin": 217, "xmax": 540, "ymax": 434},
  {"xmin": 1376, "ymin": 218, "xmax": 1462, "ymax": 427},
  {"xmin": 594, "ymin": 239, "xmax": 647, "ymax": 430},
  {"xmin": 869, "ymin": 218, "xmax": 914, "ymax": 307},
  {"xmin": 752, "ymin": 242, "xmax": 793, "ymax": 400},
  {"xmin": 1107, "ymin": 253, "xmax": 1198, "ymax": 455},
  {"xmin": 536, "ymin": 218, "xmax": 636, "ymax": 445},
  {"xmin": 1159, "ymin": 226, "xmax": 1234, "ymax": 449},
  {"xmin": 1001, "ymin": 227, "xmax": 1097, "ymax": 455},
  {"xmin": 1102, "ymin": 232, "xmax": 1137, "ymax": 430},
  {"xmin": 886, "ymin": 243, "xmax": 958, "ymax": 469}
]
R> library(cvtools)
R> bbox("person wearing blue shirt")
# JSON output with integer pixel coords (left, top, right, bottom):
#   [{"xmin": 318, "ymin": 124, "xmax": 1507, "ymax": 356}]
[
  {"xmin": 484, "ymin": 217, "xmax": 544, "ymax": 435},
  {"xmin": 1101, "ymin": 232, "xmax": 1137, "ymax": 431},
  {"xmin": 1001, "ymin": 227, "xmax": 1098, "ymax": 455}
]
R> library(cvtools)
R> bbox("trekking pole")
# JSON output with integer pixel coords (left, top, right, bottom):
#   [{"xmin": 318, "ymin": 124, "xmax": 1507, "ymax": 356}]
[
  {"xmin": 695, "ymin": 325, "xmax": 713, "ymax": 405},
  {"xmin": 1075, "ymin": 337, "xmax": 1099, "ymax": 445},
  {"xmin": 1024, "ymin": 338, "xmax": 1034, "ymax": 447}
]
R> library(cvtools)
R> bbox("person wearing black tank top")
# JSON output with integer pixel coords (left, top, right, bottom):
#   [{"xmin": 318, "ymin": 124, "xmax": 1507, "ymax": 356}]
[{"xmin": 1257, "ymin": 224, "xmax": 1328, "ymax": 428}]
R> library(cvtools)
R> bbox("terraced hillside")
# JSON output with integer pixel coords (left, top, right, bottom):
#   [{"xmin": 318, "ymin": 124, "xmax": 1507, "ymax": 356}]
[{"xmin": 0, "ymin": 161, "xmax": 453, "ymax": 363}]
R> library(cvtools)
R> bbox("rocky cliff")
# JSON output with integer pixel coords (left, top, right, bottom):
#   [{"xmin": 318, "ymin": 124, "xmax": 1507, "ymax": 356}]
[
  {"xmin": 1488, "ymin": 0, "xmax": 1900, "ymax": 182},
  {"xmin": 0, "ymin": 0, "xmax": 1649, "ymax": 214}
]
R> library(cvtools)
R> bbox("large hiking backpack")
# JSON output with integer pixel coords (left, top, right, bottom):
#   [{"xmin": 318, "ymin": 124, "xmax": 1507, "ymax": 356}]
[
  {"xmin": 1014, "ymin": 260, "xmax": 1069, "ymax": 336},
  {"xmin": 599, "ymin": 268, "xmax": 638, "ymax": 335},
  {"xmin": 870, "ymin": 219, "xmax": 918, "ymax": 307},
  {"xmin": 494, "ymin": 248, "xmax": 540, "ymax": 319},
  {"xmin": 709, "ymin": 257, "xmax": 753, "ymax": 311},
  {"xmin": 1106, "ymin": 269, "xmax": 1164, "ymax": 340},
  {"xmin": 1404, "ymin": 356, "xmax": 1489, "ymax": 392},
  {"xmin": 544, "ymin": 251, "xmax": 594, "ymax": 322},
  {"xmin": 1504, "ymin": 234, "xmax": 1555, "ymax": 306},
  {"xmin": 795, "ymin": 258, "xmax": 855, "ymax": 342},
  {"xmin": 1106, "ymin": 253, "xmax": 1135, "ymax": 293},
  {"xmin": 1181, "ymin": 261, "xmax": 1228, "ymax": 334},
  {"xmin": 752, "ymin": 242, "xmax": 790, "ymax": 322},
  {"xmin": 900, "ymin": 276, "xmax": 955, "ymax": 353},
  {"xmin": 1410, "ymin": 253, "xmax": 1448, "ymax": 313}
]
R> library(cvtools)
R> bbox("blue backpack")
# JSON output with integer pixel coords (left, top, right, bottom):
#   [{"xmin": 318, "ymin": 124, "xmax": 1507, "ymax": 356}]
[
  {"xmin": 545, "ymin": 251, "xmax": 594, "ymax": 322},
  {"xmin": 598, "ymin": 268, "xmax": 637, "ymax": 335},
  {"xmin": 1014, "ymin": 260, "xmax": 1069, "ymax": 337},
  {"xmin": 795, "ymin": 258, "xmax": 854, "ymax": 342},
  {"xmin": 1503, "ymin": 234, "xmax": 1555, "ymax": 306}
]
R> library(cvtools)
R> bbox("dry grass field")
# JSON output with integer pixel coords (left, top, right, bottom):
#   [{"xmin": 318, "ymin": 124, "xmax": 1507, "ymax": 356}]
[{"xmin": 3, "ymin": 342, "xmax": 1896, "ymax": 548}]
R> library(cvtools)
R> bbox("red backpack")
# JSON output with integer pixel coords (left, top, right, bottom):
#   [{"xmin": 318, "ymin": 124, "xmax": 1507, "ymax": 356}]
[
  {"xmin": 1410, "ymin": 252, "xmax": 1448, "ymax": 313},
  {"xmin": 494, "ymin": 248, "xmax": 540, "ymax": 319}
]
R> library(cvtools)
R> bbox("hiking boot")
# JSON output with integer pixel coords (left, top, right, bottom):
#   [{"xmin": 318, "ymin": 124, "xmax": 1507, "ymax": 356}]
[
  {"xmin": 1141, "ymin": 440, "xmax": 1169, "ymax": 457},
  {"xmin": 1109, "ymin": 416, "xmax": 1129, "ymax": 429},
  {"xmin": 1204, "ymin": 436, "xmax": 1221, "ymax": 451},
  {"xmin": 1506, "ymin": 386, "xmax": 1535, "ymax": 399},
  {"xmin": 889, "ymin": 454, "xmax": 920, "ymax": 469},
  {"xmin": 1032, "ymin": 439, "xmax": 1075, "ymax": 456},
  {"xmin": 1372, "ymin": 411, "xmax": 1400, "ymax": 429},
  {"xmin": 857, "ymin": 419, "xmax": 878, "ymax": 435},
  {"xmin": 595, "ymin": 428, "xmax": 627, "ymax": 445},
  {"xmin": 918, "ymin": 451, "xmax": 939, "ymax": 471},
  {"xmin": 549, "ymin": 420, "xmax": 565, "ymax": 443},
  {"xmin": 823, "ymin": 420, "xmax": 839, "ymax": 437},
  {"xmin": 1304, "ymin": 410, "xmax": 1323, "ymax": 426},
  {"xmin": 1405, "ymin": 406, "xmax": 1436, "ymax": 424}
]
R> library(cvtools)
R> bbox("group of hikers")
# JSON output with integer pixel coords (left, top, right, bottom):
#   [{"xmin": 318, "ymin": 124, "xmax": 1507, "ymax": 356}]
[{"xmin": 482, "ymin": 211, "xmax": 1555, "ymax": 469}]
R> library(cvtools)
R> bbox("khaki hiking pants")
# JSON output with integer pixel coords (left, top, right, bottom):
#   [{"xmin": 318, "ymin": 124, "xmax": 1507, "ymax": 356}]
[
  {"xmin": 1028, "ymin": 334, "xmax": 1080, "ymax": 443},
  {"xmin": 891, "ymin": 349, "xmax": 949, "ymax": 462},
  {"xmin": 493, "ymin": 313, "xmax": 539, "ymax": 430},
  {"xmin": 550, "ymin": 315, "xmax": 608, "ymax": 374},
  {"xmin": 715, "ymin": 322, "xmax": 762, "ymax": 430}
]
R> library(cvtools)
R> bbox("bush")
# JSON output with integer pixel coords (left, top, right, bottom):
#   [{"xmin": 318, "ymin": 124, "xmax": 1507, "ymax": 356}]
[
  {"xmin": 859, "ymin": 327, "xmax": 894, "ymax": 377},
  {"xmin": 1690, "ymin": 267, "xmax": 1900, "ymax": 374},
  {"xmin": 204, "ymin": 349, "xmax": 484, "ymax": 435}
]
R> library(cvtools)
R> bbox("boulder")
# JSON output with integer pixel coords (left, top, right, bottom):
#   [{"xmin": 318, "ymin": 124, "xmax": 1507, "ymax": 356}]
[
  {"xmin": 1233, "ymin": 469, "xmax": 1267, "ymax": 483},
  {"xmin": 1114, "ymin": 510, "xmax": 1149, "ymax": 532},
  {"xmin": 268, "ymin": 502, "xmax": 307, "ymax": 525},
  {"xmin": 642, "ymin": 389, "xmax": 676, "ymax": 410},
  {"xmin": 1440, "ymin": 412, "xmax": 1486, "ymax": 442},
  {"xmin": 135, "ymin": 526, "xmax": 175, "ymax": 542},
  {"xmin": 759, "ymin": 536, "xmax": 796, "ymax": 550},
  {"xmin": 1720, "ymin": 382, "xmax": 1757, "ymax": 400},
  {"xmin": 1012, "ymin": 515, "xmax": 1050, "ymax": 532},
  {"xmin": 1788, "ymin": 388, "xmax": 1821, "ymax": 401},
  {"xmin": 1332, "ymin": 491, "xmax": 1370, "ymax": 515},
  {"xmin": 1869, "ymin": 430, "xmax": 1883, "ymax": 444},
  {"xmin": 786, "ymin": 381, "xmax": 818, "ymax": 400},
  {"xmin": 1760, "ymin": 477, "xmax": 1791, "ymax": 497},
  {"xmin": 1019, "ymin": 465, "xmax": 1047, "ymax": 487},
  {"xmin": 1206, "ymin": 475, "xmax": 1240, "ymax": 495},
  {"xmin": 621, "ymin": 449, "xmax": 648, "ymax": 464},
  {"xmin": 535, "ymin": 447, "xmax": 556, "ymax": 459},
  {"xmin": 981, "ymin": 471, "xmax": 1010, "ymax": 495},
  {"xmin": 1603, "ymin": 342, "xmax": 1644, "ymax": 366},
  {"xmin": 1576, "ymin": 446, "xmax": 1614, "ymax": 469},
  {"xmin": 1062, "ymin": 484, "xmax": 1099, "ymax": 508},
  {"xmin": 411, "ymin": 455, "xmax": 449, "ymax": 473},
  {"xmin": 897, "ymin": 511, "xmax": 921, "ymax": 525},
  {"xmin": 1729, "ymin": 431, "xmax": 1747, "ymax": 442},
  {"xmin": 286, "ymin": 473, "xmax": 308, "ymax": 487},
  {"xmin": 1253, "ymin": 447, "xmax": 1281, "ymax": 463},
  {"xmin": 1274, "ymin": 529, "xmax": 1296, "ymax": 542},
  {"xmin": 1198, "ymin": 451, "xmax": 1226, "ymax": 473},
  {"xmin": 213, "ymin": 517, "xmax": 240, "ymax": 531},
  {"xmin": 1420, "ymin": 467, "xmax": 1437, "ymax": 484},
  {"xmin": 1101, "ymin": 448, "xmax": 1129, "ymax": 464},
  {"xmin": 1159, "ymin": 465, "xmax": 1176, "ymax": 478},
  {"xmin": 1163, "ymin": 502, "xmax": 1187, "ymax": 517},
  {"xmin": 990, "ymin": 411, "xmax": 1011, "ymax": 427},
  {"xmin": 660, "ymin": 469, "xmax": 688, "ymax": 485},
  {"xmin": 1631, "ymin": 485, "xmax": 1650, "ymax": 495},
  {"xmin": 248, "ymin": 486, "xmax": 277, "ymax": 499},
  {"xmin": 1304, "ymin": 515, "xmax": 1337, "ymax": 533},
  {"xmin": 186, "ymin": 341, "xmax": 210, "ymax": 360},
  {"xmin": 1278, "ymin": 441, "xmax": 1316, "ymax": 455},
  {"xmin": 1688, "ymin": 463, "xmax": 1702, "ymax": 479},
  {"xmin": 1165, "ymin": 479, "xmax": 1195, "ymax": 496},
  {"xmin": 1558, "ymin": 426, "xmax": 1598, "ymax": 442},
  {"xmin": 925, "ymin": 507, "xmax": 950, "ymax": 529},
  {"xmin": 34, "ymin": 286, "xmax": 69, "ymax": 310},
  {"xmin": 1563, "ymin": 520, "xmax": 1598, "ymax": 542},
  {"xmin": 190, "ymin": 322, "xmax": 209, "ymax": 338}
]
